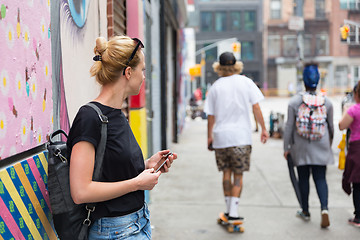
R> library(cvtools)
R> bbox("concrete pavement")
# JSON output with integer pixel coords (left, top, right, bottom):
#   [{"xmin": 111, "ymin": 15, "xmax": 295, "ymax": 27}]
[{"xmin": 148, "ymin": 96, "xmax": 360, "ymax": 240}]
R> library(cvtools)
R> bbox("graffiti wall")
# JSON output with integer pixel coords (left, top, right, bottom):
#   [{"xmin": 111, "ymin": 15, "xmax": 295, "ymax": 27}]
[
  {"xmin": 0, "ymin": 0, "xmax": 53, "ymax": 160},
  {"xmin": 60, "ymin": 0, "xmax": 107, "ymax": 124},
  {"xmin": 0, "ymin": 152, "xmax": 56, "ymax": 240},
  {"xmin": 0, "ymin": 0, "xmax": 108, "ymax": 239}
]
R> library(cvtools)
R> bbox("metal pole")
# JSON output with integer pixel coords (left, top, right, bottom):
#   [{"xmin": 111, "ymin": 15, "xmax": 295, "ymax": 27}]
[
  {"xmin": 295, "ymin": 0, "xmax": 304, "ymax": 93},
  {"xmin": 200, "ymin": 50, "xmax": 206, "ymax": 90},
  {"xmin": 195, "ymin": 37, "xmax": 238, "ymax": 56},
  {"xmin": 160, "ymin": 0, "xmax": 167, "ymax": 149}
]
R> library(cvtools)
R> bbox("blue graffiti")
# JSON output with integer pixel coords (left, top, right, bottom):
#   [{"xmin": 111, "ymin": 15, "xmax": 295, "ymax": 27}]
[{"xmin": 67, "ymin": 0, "xmax": 89, "ymax": 28}]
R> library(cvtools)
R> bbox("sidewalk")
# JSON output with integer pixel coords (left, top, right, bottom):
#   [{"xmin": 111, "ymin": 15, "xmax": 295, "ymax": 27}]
[{"xmin": 149, "ymin": 97, "xmax": 359, "ymax": 240}]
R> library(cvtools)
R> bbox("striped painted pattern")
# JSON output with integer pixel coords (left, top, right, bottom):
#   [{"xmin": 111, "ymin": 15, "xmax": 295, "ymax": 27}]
[{"xmin": 0, "ymin": 152, "xmax": 57, "ymax": 240}]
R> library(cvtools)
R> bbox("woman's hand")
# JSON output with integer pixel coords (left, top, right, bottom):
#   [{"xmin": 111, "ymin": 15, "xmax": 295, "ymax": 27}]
[
  {"xmin": 135, "ymin": 169, "xmax": 161, "ymax": 190},
  {"xmin": 145, "ymin": 150, "xmax": 178, "ymax": 173},
  {"xmin": 284, "ymin": 151, "xmax": 289, "ymax": 160}
]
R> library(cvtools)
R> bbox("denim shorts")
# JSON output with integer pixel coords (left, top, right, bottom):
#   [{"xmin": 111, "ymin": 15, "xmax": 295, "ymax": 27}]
[{"xmin": 88, "ymin": 203, "xmax": 151, "ymax": 240}]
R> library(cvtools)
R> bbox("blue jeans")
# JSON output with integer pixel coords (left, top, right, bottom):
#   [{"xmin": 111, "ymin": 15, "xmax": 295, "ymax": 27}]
[
  {"xmin": 88, "ymin": 203, "xmax": 151, "ymax": 240},
  {"xmin": 297, "ymin": 165, "xmax": 328, "ymax": 212}
]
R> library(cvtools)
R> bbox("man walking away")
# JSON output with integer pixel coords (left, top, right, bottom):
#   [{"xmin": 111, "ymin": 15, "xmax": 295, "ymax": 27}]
[{"xmin": 204, "ymin": 52, "xmax": 269, "ymax": 223}]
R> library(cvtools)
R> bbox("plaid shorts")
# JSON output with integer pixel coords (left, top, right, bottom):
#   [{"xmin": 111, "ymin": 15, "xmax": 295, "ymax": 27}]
[{"xmin": 214, "ymin": 145, "xmax": 252, "ymax": 174}]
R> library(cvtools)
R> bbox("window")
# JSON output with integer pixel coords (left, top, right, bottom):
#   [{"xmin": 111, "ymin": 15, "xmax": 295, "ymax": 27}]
[
  {"xmin": 353, "ymin": 66, "xmax": 360, "ymax": 82},
  {"xmin": 315, "ymin": 34, "xmax": 329, "ymax": 55},
  {"xmin": 215, "ymin": 12, "xmax": 226, "ymax": 32},
  {"xmin": 230, "ymin": 12, "xmax": 241, "ymax": 31},
  {"xmin": 270, "ymin": 0, "xmax": 281, "ymax": 19},
  {"xmin": 268, "ymin": 35, "xmax": 281, "ymax": 57},
  {"xmin": 244, "ymin": 11, "xmax": 256, "ymax": 32},
  {"xmin": 201, "ymin": 12, "xmax": 213, "ymax": 32},
  {"xmin": 204, "ymin": 44, "xmax": 217, "ymax": 63},
  {"xmin": 303, "ymin": 35, "xmax": 312, "ymax": 56},
  {"xmin": 335, "ymin": 65, "xmax": 348, "ymax": 88},
  {"xmin": 340, "ymin": 0, "xmax": 360, "ymax": 10},
  {"xmin": 283, "ymin": 35, "xmax": 297, "ymax": 57},
  {"xmin": 293, "ymin": 2, "xmax": 298, "ymax": 15},
  {"xmin": 241, "ymin": 41, "xmax": 254, "ymax": 60},
  {"xmin": 315, "ymin": 0, "xmax": 326, "ymax": 19}
]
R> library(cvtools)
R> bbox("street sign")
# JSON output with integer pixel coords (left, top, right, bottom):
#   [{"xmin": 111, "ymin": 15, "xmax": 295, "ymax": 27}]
[
  {"xmin": 288, "ymin": 16, "xmax": 304, "ymax": 31},
  {"xmin": 189, "ymin": 64, "xmax": 201, "ymax": 77}
]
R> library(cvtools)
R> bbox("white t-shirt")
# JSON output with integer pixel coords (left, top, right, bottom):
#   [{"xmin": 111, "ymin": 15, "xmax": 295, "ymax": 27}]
[{"xmin": 204, "ymin": 74, "xmax": 264, "ymax": 148}]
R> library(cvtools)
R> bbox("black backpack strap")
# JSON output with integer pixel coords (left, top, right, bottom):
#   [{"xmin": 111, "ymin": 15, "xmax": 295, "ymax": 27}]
[
  {"xmin": 86, "ymin": 102, "xmax": 108, "ymax": 180},
  {"xmin": 78, "ymin": 102, "xmax": 108, "ymax": 240}
]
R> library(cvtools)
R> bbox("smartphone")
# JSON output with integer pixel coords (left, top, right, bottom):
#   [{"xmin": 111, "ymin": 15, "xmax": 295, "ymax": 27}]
[
  {"xmin": 208, "ymin": 142, "xmax": 214, "ymax": 151},
  {"xmin": 154, "ymin": 152, "xmax": 173, "ymax": 173}
]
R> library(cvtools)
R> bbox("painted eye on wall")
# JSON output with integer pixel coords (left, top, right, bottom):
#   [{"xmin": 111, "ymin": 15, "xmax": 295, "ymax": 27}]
[{"xmin": 67, "ymin": 0, "xmax": 89, "ymax": 28}]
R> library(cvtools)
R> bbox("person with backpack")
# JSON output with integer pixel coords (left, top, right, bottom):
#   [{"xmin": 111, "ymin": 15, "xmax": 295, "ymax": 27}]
[
  {"xmin": 204, "ymin": 52, "xmax": 269, "ymax": 224},
  {"xmin": 66, "ymin": 36, "xmax": 177, "ymax": 239},
  {"xmin": 339, "ymin": 81, "xmax": 360, "ymax": 227},
  {"xmin": 283, "ymin": 62, "xmax": 334, "ymax": 228}
]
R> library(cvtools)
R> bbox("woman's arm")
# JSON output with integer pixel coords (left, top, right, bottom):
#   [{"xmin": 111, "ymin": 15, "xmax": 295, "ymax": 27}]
[
  {"xmin": 326, "ymin": 102, "xmax": 334, "ymax": 144},
  {"xmin": 339, "ymin": 112, "xmax": 354, "ymax": 131},
  {"xmin": 69, "ymin": 141, "xmax": 161, "ymax": 204},
  {"xmin": 283, "ymin": 103, "xmax": 295, "ymax": 159}
]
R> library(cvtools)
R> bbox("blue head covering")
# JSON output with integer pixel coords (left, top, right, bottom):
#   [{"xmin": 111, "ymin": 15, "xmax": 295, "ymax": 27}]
[{"xmin": 303, "ymin": 64, "xmax": 320, "ymax": 88}]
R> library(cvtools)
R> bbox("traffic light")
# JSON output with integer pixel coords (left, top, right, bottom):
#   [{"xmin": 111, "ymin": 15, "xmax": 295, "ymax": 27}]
[
  {"xmin": 232, "ymin": 42, "xmax": 241, "ymax": 53},
  {"xmin": 232, "ymin": 42, "xmax": 241, "ymax": 60},
  {"xmin": 340, "ymin": 25, "xmax": 350, "ymax": 41}
]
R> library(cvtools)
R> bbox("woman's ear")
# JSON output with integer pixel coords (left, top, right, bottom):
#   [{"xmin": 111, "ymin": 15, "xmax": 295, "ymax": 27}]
[{"xmin": 124, "ymin": 67, "xmax": 131, "ymax": 79}]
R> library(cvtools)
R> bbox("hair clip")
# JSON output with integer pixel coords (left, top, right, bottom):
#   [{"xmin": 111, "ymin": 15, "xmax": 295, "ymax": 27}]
[{"xmin": 93, "ymin": 55, "xmax": 102, "ymax": 61}]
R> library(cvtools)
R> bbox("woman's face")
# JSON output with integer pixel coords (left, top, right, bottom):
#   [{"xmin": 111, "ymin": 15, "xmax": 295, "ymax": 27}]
[{"xmin": 129, "ymin": 51, "xmax": 145, "ymax": 95}]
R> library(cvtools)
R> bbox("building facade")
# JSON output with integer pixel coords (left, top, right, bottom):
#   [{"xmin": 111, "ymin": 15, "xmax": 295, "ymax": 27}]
[
  {"xmin": 195, "ymin": 0, "xmax": 264, "ymax": 87},
  {"xmin": 264, "ymin": 0, "xmax": 360, "ymax": 96}
]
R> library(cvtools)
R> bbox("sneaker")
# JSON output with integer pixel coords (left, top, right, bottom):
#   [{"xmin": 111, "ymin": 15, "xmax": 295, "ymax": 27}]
[
  {"xmin": 225, "ymin": 213, "xmax": 244, "ymax": 221},
  {"xmin": 348, "ymin": 218, "xmax": 360, "ymax": 227},
  {"xmin": 296, "ymin": 210, "xmax": 310, "ymax": 221},
  {"xmin": 228, "ymin": 216, "xmax": 244, "ymax": 224},
  {"xmin": 321, "ymin": 210, "xmax": 330, "ymax": 228}
]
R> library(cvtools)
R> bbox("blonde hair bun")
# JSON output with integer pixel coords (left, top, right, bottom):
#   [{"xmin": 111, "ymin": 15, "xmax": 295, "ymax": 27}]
[{"xmin": 95, "ymin": 37, "xmax": 108, "ymax": 54}]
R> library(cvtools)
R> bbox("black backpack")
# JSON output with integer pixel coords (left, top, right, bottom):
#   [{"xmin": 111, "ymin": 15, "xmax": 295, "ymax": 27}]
[{"xmin": 47, "ymin": 103, "xmax": 108, "ymax": 240}]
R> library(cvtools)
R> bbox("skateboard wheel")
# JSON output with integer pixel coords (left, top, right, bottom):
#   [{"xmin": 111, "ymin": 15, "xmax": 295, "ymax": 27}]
[
  {"xmin": 227, "ymin": 226, "xmax": 234, "ymax": 233},
  {"xmin": 217, "ymin": 218, "xmax": 222, "ymax": 224},
  {"xmin": 240, "ymin": 227, "xmax": 245, "ymax": 232}
]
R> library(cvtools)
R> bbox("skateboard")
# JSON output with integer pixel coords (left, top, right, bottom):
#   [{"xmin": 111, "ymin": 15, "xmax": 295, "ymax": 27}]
[{"xmin": 217, "ymin": 212, "xmax": 244, "ymax": 233}]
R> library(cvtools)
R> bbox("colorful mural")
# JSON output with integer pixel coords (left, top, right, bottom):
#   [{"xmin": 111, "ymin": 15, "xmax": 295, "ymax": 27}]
[
  {"xmin": 0, "ymin": 0, "xmax": 53, "ymax": 160},
  {"xmin": 0, "ymin": 0, "xmax": 107, "ymax": 238},
  {"xmin": 0, "ymin": 152, "xmax": 56, "ymax": 240},
  {"xmin": 59, "ymin": 0, "xmax": 105, "ymax": 124}
]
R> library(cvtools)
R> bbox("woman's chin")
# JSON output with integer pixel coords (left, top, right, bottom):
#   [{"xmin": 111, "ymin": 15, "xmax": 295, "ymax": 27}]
[{"xmin": 130, "ymin": 89, "xmax": 141, "ymax": 96}]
